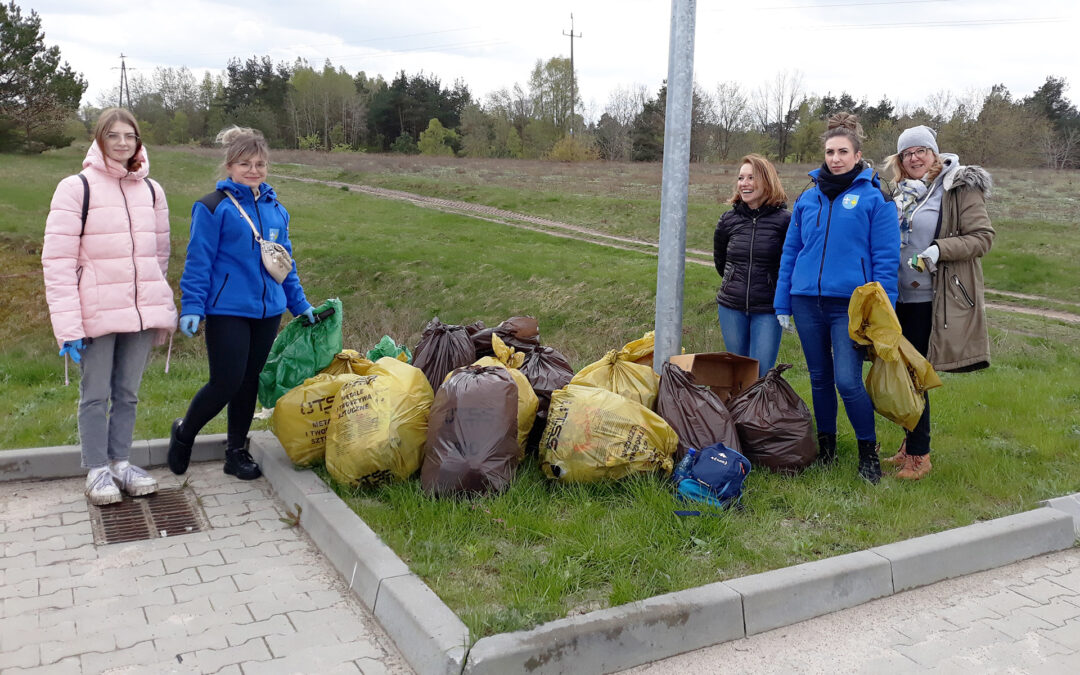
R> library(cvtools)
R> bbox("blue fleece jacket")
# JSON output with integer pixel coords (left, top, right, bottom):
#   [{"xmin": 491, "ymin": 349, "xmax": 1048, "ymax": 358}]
[
  {"xmin": 180, "ymin": 178, "xmax": 310, "ymax": 320},
  {"xmin": 773, "ymin": 166, "xmax": 900, "ymax": 314}
]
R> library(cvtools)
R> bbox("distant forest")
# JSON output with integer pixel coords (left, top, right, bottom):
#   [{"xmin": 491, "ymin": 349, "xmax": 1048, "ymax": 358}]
[{"xmin": 3, "ymin": 3, "xmax": 1077, "ymax": 167}]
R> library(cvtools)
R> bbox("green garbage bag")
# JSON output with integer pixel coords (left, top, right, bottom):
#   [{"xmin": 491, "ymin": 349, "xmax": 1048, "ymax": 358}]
[
  {"xmin": 366, "ymin": 335, "xmax": 413, "ymax": 364},
  {"xmin": 258, "ymin": 298, "xmax": 343, "ymax": 409}
]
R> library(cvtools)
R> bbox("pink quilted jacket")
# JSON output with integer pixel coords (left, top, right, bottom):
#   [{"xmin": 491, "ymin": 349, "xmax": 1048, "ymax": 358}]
[{"xmin": 42, "ymin": 143, "xmax": 178, "ymax": 348}]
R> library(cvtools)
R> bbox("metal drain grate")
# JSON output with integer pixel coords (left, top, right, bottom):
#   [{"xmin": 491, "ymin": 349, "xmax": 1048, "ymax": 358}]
[{"xmin": 88, "ymin": 487, "xmax": 210, "ymax": 545}]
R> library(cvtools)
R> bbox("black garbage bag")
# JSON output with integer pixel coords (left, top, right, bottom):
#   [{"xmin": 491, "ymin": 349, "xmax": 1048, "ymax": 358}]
[
  {"xmin": 656, "ymin": 362, "xmax": 742, "ymax": 462},
  {"xmin": 472, "ymin": 316, "xmax": 541, "ymax": 358},
  {"xmin": 727, "ymin": 364, "xmax": 817, "ymax": 473},
  {"xmin": 421, "ymin": 365, "xmax": 520, "ymax": 496},
  {"xmin": 412, "ymin": 317, "xmax": 478, "ymax": 392}
]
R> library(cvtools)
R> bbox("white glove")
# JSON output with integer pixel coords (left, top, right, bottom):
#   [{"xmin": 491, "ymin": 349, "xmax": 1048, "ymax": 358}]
[
  {"xmin": 923, "ymin": 244, "xmax": 940, "ymax": 263},
  {"xmin": 777, "ymin": 314, "xmax": 794, "ymax": 333}
]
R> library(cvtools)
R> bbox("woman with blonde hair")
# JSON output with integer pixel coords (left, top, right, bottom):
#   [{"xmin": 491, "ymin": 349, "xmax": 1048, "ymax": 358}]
[
  {"xmin": 879, "ymin": 125, "xmax": 994, "ymax": 480},
  {"xmin": 773, "ymin": 113, "xmax": 900, "ymax": 483},
  {"xmin": 713, "ymin": 153, "xmax": 790, "ymax": 377},
  {"xmin": 169, "ymin": 126, "xmax": 316, "ymax": 481},
  {"xmin": 42, "ymin": 107, "xmax": 177, "ymax": 504}
]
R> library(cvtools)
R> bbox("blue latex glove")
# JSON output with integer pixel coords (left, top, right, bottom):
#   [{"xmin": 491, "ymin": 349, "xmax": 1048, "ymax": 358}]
[
  {"xmin": 777, "ymin": 315, "xmax": 795, "ymax": 333},
  {"xmin": 59, "ymin": 339, "xmax": 87, "ymax": 363},
  {"xmin": 179, "ymin": 315, "xmax": 200, "ymax": 338},
  {"xmin": 300, "ymin": 307, "xmax": 317, "ymax": 325}
]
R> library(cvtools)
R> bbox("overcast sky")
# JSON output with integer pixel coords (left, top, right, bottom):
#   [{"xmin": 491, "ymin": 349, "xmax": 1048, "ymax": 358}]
[{"xmin": 26, "ymin": 0, "xmax": 1080, "ymax": 119}]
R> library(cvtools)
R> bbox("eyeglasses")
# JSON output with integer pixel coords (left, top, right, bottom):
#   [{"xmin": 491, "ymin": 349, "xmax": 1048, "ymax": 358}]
[
  {"xmin": 105, "ymin": 132, "xmax": 139, "ymax": 143},
  {"xmin": 234, "ymin": 161, "xmax": 269, "ymax": 170},
  {"xmin": 901, "ymin": 147, "xmax": 931, "ymax": 162}
]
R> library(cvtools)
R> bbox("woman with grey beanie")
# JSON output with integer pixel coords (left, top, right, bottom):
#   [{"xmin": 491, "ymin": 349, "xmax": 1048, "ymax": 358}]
[{"xmin": 881, "ymin": 125, "xmax": 995, "ymax": 480}]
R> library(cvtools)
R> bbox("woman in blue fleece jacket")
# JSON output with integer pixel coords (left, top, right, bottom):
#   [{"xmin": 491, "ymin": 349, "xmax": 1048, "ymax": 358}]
[
  {"xmin": 773, "ymin": 113, "xmax": 900, "ymax": 484},
  {"xmin": 169, "ymin": 126, "xmax": 315, "ymax": 481}
]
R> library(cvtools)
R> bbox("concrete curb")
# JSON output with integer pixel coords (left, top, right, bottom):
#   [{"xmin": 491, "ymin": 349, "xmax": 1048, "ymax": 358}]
[{"xmin": 4, "ymin": 436, "xmax": 1079, "ymax": 675}]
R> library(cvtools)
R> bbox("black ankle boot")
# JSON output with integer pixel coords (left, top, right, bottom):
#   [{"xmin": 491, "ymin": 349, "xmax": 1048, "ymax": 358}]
[
  {"xmin": 168, "ymin": 418, "xmax": 194, "ymax": 475},
  {"xmin": 857, "ymin": 439, "xmax": 882, "ymax": 485},
  {"xmin": 224, "ymin": 447, "xmax": 261, "ymax": 480},
  {"xmin": 816, "ymin": 432, "xmax": 837, "ymax": 466}
]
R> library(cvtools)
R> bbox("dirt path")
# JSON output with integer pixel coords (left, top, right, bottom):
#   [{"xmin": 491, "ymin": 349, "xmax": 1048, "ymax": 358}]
[{"xmin": 277, "ymin": 174, "xmax": 1080, "ymax": 325}]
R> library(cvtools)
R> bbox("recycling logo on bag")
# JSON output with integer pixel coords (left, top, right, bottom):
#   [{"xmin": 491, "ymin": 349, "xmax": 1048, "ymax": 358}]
[{"xmin": 842, "ymin": 195, "xmax": 859, "ymax": 209}]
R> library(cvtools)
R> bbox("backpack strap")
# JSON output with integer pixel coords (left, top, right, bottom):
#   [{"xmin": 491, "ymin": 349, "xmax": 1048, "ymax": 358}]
[
  {"xmin": 144, "ymin": 176, "xmax": 156, "ymax": 207},
  {"xmin": 78, "ymin": 173, "xmax": 89, "ymax": 235}
]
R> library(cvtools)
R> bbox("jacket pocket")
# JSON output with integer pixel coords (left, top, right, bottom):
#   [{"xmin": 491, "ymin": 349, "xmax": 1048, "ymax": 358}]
[
  {"xmin": 952, "ymin": 274, "xmax": 975, "ymax": 307},
  {"xmin": 212, "ymin": 273, "xmax": 231, "ymax": 307}
]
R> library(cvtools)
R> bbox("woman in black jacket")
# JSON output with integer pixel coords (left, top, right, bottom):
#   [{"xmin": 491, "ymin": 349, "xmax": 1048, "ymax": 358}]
[{"xmin": 713, "ymin": 153, "xmax": 790, "ymax": 377}]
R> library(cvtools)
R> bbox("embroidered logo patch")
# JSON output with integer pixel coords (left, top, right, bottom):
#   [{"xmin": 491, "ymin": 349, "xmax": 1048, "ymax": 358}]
[
  {"xmin": 842, "ymin": 195, "xmax": 859, "ymax": 209},
  {"xmin": 268, "ymin": 228, "xmax": 280, "ymax": 242}
]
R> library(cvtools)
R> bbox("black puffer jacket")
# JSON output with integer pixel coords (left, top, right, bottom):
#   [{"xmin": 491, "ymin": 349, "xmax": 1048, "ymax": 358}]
[{"xmin": 713, "ymin": 201, "xmax": 791, "ymax": 313}]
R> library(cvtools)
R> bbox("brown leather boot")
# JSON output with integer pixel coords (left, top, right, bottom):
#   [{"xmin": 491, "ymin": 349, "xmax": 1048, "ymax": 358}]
[
  {"xmin": 882, "ymin": 438, "xmax": 908, "ymax": 469},
  {"xmin": 896, "ymin": 453, "xmax": 932, "ymax": 480}
]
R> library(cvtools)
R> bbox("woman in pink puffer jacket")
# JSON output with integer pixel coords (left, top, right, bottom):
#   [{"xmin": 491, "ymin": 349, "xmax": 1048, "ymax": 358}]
[{"xmin": 42, "ymin": 107, "xmax": 178, "ymax": 505}]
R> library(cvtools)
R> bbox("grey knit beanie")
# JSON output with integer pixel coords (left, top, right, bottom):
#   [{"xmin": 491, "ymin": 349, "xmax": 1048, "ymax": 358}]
[{"xmin": 897, "ymin": 125, "xmax": 939, "ymax": 154}]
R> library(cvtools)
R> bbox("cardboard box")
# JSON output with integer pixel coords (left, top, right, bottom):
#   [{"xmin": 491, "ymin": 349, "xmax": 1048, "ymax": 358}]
[{"xmin": 668, "ymin": 352, "xmax": 759, "ymax": 403}]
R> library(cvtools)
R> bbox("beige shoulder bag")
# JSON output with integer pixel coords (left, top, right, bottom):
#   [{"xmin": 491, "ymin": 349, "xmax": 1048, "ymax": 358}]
[{"xmin": 224, "ymin": 191, "xmax": 293, "ymax": 283}]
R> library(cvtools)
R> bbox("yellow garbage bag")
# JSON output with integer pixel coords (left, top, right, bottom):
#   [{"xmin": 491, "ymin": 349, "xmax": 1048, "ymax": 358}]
[
  {"xmin": 325, "ymin": 357, "xmax": 434, "ymax": 486},
  {"xmin": 849, "ymin": 282, "xmax": 943, "ymax": 430},
  {"xmin": 320, "ymin": 349, "xmax": 374, "ymax": 376},
  {"xmin": 570, "ymin": 333, "xmax": 661, "ymax": 410},
  {"xmin": 469, "ymin": 335, "xmax": 538, "ymax": 458},
  {"xmin": 539, "ymin": 384, "xmax": 677, "ymax": 482},
  {"xmin": 272, "ymin": 373, "xmax": 362, "ymax": 467}
]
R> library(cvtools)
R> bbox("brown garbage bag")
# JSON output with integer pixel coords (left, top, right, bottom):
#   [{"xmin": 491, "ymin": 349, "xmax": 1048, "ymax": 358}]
[
  {"xmin": 848, "ymin": 282, "xmax": 943, "ymax": 430},
  {"xmin": 469, "ymin": 336, "xmax": 538, "ymax": 458},
  {"xmin": 319, "ymin": 349, "xmax": 374, "ymax": 377},
  {"xmin": 727, "ymin": 364, "xmax": 816, "ymax": 473},
  {"xmin": 472, "ymin": 316, "xmax": 541, "ymax": 358},
  {"xmin": 412, "ymin": 317, "xmax": 478, "ymax": 393},
  {"xmin": 656, "ymin": 362, "xmax": 742, "ymax": 461},
  {"xmin": 421, "ymin": 365, "xmax": 520, "ymax": 496},
  {"xmin": 539, "ymin": 384, "xmax": 677, "ymax": 482},
  {"xmin": 520, "ymin": 344, "xmax": 574, "ymax": 452}
]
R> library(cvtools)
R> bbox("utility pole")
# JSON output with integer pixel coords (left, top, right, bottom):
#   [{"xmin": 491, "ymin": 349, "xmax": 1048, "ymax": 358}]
[
  {"xmin": 562, "ymin": 14, "xmax": 581, "ymax": 135},
  {"xmin": 115, "ymin": 54, "xmax": 132, "ymax": 109},
  {"xmin": 654, "ymin": 0, "xmax": 697, "ymax": 372}
]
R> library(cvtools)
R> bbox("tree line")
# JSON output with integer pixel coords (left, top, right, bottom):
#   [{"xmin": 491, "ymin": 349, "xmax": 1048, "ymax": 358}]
[{"xmin": 3, "ymin": 1, "xmax": 1078, "ymax": 168}]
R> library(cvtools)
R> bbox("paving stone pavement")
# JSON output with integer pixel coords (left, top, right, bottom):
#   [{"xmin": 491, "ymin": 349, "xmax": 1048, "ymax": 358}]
[
  {"xmin": 621, "ymin": 547, "xmax": 1080, "ymax": 674},
  {"xmin": 0, "ymin": 462, "xmax": 414, "ymax": 675}
]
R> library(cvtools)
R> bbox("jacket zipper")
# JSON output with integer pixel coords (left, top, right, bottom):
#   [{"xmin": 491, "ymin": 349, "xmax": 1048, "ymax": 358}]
[
  {"xmin": 745, "ymin": 215, "xmax": 758, "ymax": 312},
  {"xmin": 119, "ymin": 178, "xmax": 144, "ymax": 330},
  {"xmin": 212, "ymin": 273, "xmax": 230, "ymax": 307},
  {"xmin": 953, "ymin": 274, "xmax": 975, "ymax": 307},
  {"xmin": 816, "ymin": 196, "xmax": 836, "ymax": 296},
  {"xmin": 860, "ymin": 258, "xmax": 868, "ymax": 283},
  {"xmin": 253, "ymin": 195, "xmax": 268, "ymax": 319},
  {"xmin": 941, "ymin": 264, "xmax": 949, "ymax": 328}
]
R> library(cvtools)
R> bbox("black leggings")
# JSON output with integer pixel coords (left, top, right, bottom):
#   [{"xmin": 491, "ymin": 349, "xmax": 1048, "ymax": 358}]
[
  {"xmin": 896, "ymin": 301, "xmax": 932, "ymax": 455},
  {"xmin": 180, "ymin": 314, "xmax": 281, "ymax": 449}
]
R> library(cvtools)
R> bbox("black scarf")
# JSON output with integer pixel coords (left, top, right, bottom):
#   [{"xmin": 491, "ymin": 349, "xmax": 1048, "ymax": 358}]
[{"xmin": 816, "ymin": 161, "xmax": 864, "ymax": 201}]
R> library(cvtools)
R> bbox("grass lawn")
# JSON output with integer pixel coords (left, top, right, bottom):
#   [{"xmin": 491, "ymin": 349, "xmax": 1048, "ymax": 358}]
[{"xmin": 3, "ymin": 145, "xmax": 1078, "ymax": 639}]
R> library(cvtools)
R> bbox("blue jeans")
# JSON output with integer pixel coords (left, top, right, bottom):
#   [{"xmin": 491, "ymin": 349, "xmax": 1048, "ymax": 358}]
[
  {"xmin": 716, "ymin": 305, "xmax": 782, "ymax": 378},
  {"xmin": 790, "ymin": 295, "xmax": 876, "ymax": 441}
]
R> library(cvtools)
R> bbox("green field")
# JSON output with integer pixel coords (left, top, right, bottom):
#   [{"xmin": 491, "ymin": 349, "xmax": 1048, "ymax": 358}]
[{"xmin": 3, "ymin": 145, "xmax": 1078, "ymax": 638}]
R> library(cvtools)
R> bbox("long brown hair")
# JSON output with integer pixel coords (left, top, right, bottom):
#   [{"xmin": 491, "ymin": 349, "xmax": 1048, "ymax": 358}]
[
  {"xmin": 93, "ymin": 108, "xmax": 144, "ymax": 172},
  {"xmin": 729, "ymin": 153, "xmax": 787, "ymax": 207}
]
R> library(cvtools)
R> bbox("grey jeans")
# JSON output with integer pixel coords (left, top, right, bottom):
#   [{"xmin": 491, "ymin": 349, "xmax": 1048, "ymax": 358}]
[{"xmin": 78, "ymin": 330, "xmax": 154, "ymax": 469}]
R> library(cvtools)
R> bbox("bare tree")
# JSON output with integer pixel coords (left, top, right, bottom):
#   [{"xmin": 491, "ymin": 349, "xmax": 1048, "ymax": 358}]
[
  {"xmin": 713, "ymin": 80, "xmax": 749, "ymax": 161},
  {"xmin": 752, "ymin": 70, "xmax": 803, "ymax": 161}
]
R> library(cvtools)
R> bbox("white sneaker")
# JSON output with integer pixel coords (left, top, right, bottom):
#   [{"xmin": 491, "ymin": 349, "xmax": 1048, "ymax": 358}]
[
  {"xmin": 110, "ymin": 460, "xmax": 158, "ymax": 497},
  {"xmin": 86, "ymin": 467, "xmax": 121, "ymax": 505}
]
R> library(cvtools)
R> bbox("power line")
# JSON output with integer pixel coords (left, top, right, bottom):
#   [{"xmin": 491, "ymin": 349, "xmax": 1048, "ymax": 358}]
[{"xmin": 800, "ymin": 16, "xmax": 1063, "ymax": 29}]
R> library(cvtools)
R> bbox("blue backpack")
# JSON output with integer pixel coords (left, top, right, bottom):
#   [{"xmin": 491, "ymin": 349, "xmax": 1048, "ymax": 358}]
[{"xmin": 676, "ymin": 441, "xmax": 751, "ymax": 509}]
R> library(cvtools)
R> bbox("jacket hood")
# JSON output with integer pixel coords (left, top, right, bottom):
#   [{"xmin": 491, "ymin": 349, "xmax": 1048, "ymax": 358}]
[
  {"xmin": 941, "ymin": 156, "xmax": 992, "ymax": 196},
  {"xmin": 83, "ymin": 141, "xmax": 150, "ymax": 180}
]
